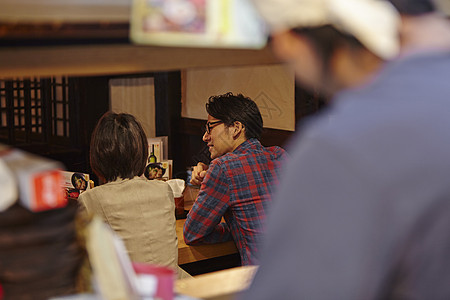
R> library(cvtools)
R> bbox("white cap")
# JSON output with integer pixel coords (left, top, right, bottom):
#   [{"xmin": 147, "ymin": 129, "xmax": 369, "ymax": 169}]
[
  {"xmin": 434, "ymin": 0, "xmax": 450, "ymax": 16},
  {"xmin": 252, "ymin": 0, "xmax": 400, "ymax": 59}
]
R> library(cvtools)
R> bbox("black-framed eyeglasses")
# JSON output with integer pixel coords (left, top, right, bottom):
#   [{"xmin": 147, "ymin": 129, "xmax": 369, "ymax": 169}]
[{"xmin": 205, "ymin": 121, "xmax": 223, "ymax": 134}]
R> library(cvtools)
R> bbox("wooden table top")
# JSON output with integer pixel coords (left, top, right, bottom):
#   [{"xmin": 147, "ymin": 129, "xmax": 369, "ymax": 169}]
[
  {"xmin": 177, "ymin": 185, "xmax": 238, "ymax": 265},
  {"xmin": 175, "ymin": 265, "xmax": 258, "ymax": 299},
  {"xmin": 176, "ymin": 218, "xmax": 238, "ymax": 265}
]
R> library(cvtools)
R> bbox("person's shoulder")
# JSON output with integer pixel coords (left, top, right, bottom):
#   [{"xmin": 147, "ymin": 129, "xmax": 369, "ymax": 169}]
[
  {"xmin": 245, "ymin": 139, "xmax": 287, "ymax": 160},
  {"xmin": 210, "ymin": 139, "xmax": 271, "ymax": 167},
  {"xmin": 77, "ymin": 189, "xmax": 88, "ymax": 203},
  {"xmin": 212, "ymin": 150, "xmax": 258, "ymax": 174},
  {"xmin": 265, "ymin": 145, "xmax": 286, "ymax": 155},
  {"xmin": 120, "ymin": 177, "xmax": 173, "ymax": 201},
  {"xmin": 78, "ymin": 184, "xmax": 101, "ymax": 198},
  {"xmin": 213, "ymin": 150, "xmax": 247, "ymax": 168},
  {"xmin": 208, "ymin": 156, "xmax": 228, "ymax": 171},
  {"xmin": 149, "ymin": 179, "xmax": 172, "ymax": 192},
  {"xmin": 206, "ymin": 157, "xmax": 236, "ymax": 181},
  {"xmin": 77, "ymin": 184, "xmax": 103, "ymax": 207},
  {"xmin": 131, "ymin": 176, "xmax": 170, "ymax": 189},
  {"xmin": 92, "ymin": 177, "xmax": 168, "ymax": 192},
  {"xmin": 263, "ymin": 145, "xmax": 288, "ymax": 162}
]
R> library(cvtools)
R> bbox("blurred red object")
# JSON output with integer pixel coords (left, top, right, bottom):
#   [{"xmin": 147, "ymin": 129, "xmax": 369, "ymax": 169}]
[{"xmin": 65, "ymin": 189, "xmax": 80, "ymax": 200}]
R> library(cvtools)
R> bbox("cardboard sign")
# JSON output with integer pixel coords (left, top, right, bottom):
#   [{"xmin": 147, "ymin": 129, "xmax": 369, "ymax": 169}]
[{"xmin": 130, "ymin": 0, "xmax": 267, "ymax": 49}]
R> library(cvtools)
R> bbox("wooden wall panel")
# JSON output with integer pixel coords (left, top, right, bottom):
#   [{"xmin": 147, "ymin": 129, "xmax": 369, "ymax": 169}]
[
  {"xmin": 182, "ymin": 64, "xmax": 295, "ymax": 131},
  {"xmin": 109, "ymin": 77, "xmax": 156, "ymax": 138}
]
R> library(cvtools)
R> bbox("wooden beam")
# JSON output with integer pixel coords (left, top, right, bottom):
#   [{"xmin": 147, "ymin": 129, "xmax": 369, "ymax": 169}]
[{"xmin": 0, "ymin": 1, "xmax": 130, "ymax": 23}]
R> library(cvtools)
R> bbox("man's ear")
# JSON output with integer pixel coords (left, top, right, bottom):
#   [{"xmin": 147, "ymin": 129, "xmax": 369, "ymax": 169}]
[{"xmin": 232, "ymin": 121, "xmax": 244, "ymax": 139}]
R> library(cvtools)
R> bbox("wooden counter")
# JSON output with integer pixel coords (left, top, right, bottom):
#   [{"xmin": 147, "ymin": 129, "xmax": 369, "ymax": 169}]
[
  {"xmin": 176, "ymin": 265, "xmax": 258, "ymax": 300},
  {"xmin": 177, "ymin": 218, "xmax": 238, "ymax": 265}
]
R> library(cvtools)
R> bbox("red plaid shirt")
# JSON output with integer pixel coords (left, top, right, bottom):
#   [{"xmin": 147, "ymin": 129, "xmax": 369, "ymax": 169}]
[{"xmin": 183, "ymin": 138, "xmax": 287, "ymax": 265}]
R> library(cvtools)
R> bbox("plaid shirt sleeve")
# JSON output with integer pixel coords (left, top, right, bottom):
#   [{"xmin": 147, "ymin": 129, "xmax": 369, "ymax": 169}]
[{"xmin": 183, "ymin": 160, "xmax": 232, "ymax": 244}]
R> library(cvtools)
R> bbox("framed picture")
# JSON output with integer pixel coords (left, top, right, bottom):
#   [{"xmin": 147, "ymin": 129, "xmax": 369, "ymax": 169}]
[{"xmin": 61, "ymin": 171, "xmax": 91, "ymax": 200}]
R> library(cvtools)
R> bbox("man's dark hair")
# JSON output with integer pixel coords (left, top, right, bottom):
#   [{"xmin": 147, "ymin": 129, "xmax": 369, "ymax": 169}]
[
  {"xmin": 389, "ymin": 0, "xmax": 435, "ymax": 15},
  {"xmin": 206, "ymin": 92, "xmax": 263, "ymax": 140},
  {"xmin": 90, "ymin": 112, "xmax": 148, "ymax": 182},
  {"xmin": 291, "ymin": 25, "xmax": 367, "ymax": 74}
]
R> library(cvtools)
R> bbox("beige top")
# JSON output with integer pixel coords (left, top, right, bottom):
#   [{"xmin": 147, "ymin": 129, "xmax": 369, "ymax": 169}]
[{"xmin": 79, "ymin": 176, "xmax": 185, "ymax": 277}]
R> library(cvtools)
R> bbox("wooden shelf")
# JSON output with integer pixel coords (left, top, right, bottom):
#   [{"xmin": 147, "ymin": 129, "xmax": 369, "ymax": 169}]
[{"xmin": 0, "ymin": 43, "xmax": 280, "ymax": 79}]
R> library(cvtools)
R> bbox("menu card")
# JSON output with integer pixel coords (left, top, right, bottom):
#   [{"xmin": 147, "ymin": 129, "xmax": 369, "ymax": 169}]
[{"xmin": 61, "ymin": 171, "xmax": 91, "ymax": 200}]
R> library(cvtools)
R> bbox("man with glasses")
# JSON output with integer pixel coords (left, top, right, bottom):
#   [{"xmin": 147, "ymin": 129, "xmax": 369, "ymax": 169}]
[{"xmin": 183, "ymin": 92, "xmax": 287, "ymax": 266}]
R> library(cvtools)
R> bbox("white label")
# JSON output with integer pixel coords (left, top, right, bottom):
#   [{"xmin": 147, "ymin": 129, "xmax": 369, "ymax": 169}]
[{"xmin": 0, "ymin": 159, "xmax": 18, "ymax": 211}]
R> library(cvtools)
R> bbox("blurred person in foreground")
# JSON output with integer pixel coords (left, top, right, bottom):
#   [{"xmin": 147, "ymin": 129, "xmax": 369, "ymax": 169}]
[
  {"xmin": 78, "ymin": 112, "xmax": 190, "ymax": 279},
  {"xmin": 243, "ymin": 0, "xmax": 450, "ymax": 299},
  {"xmin": 184, "ymin": 92, "xmax": 287, "ymax": 265}
]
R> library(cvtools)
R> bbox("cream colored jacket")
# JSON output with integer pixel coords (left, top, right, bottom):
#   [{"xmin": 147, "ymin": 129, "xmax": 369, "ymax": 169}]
[{"xmin": 79, "ymin": 176, "xmax": 189, "ymax": 278}]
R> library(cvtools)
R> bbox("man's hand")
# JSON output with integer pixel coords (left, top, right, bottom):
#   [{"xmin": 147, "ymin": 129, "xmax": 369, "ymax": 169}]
[{"xmin": 190, "ymin": 162, "xmax": 208, "ymax": 186}]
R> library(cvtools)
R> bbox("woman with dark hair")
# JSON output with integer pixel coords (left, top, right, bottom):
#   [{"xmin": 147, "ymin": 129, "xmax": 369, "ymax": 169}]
[{"xmin": 78, "ymin": 112, "xmax": 189, "ymax": 278}]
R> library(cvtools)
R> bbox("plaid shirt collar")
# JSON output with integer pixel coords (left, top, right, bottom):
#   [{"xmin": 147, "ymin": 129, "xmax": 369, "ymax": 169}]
[{"xmin": 232, "ymin": 138, "xmax": 261, "ymax": 155}]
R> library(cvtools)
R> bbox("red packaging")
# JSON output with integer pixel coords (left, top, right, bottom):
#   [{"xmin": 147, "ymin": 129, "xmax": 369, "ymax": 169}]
[
  {"xmin": 32, "ymin": 169, "xmax": 66, "ymax": 211},
  {"xmin": 1, "ymin": 147, "xmax": 66, "ymax": 212}
]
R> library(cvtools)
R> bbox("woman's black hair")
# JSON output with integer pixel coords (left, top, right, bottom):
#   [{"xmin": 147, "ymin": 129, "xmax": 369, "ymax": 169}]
[{"xmin": 90, "ymin": 112, "xmax": 148, "ymax": 183}]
